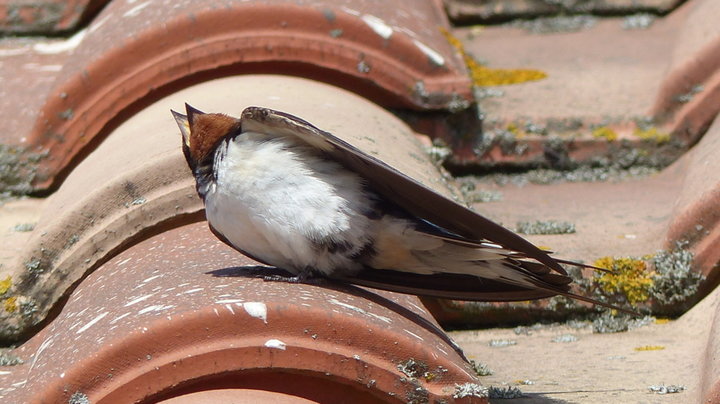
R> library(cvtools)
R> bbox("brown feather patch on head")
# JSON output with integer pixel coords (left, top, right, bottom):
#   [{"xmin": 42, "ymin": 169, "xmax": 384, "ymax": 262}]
[{"xmin": 188, "ymin": 113, "xmax": 241, "ymax": 162}]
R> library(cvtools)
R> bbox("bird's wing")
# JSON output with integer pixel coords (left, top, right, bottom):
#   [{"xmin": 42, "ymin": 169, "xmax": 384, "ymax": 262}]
[
  {"xmin": 239, "ymin": 106, "xmax": 566, "ymax": 275},
  {"xmin": 239, "ymin": 107, "xmax": 638, "ymax": 315}
]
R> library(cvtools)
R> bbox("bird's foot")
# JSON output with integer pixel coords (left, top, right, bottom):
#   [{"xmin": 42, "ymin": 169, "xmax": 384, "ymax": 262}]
[{"xmin": 262, "ymin": 270, "xmax": 325, "ymax": 285}]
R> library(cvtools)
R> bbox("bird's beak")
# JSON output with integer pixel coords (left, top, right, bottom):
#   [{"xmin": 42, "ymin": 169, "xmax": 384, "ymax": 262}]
[{"xmin": 171, "ymin": 109, "xmax": 191, "ymax": 147}]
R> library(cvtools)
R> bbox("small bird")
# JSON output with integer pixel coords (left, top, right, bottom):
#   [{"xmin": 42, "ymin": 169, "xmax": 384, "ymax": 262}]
[{"xmin": 172, "ymin": 104, "xmax": 628, "ymax": 312}]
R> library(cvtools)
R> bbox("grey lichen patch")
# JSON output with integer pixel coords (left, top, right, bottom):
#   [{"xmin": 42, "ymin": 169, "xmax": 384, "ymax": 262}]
[
  {"xmin": 551, "ymin": 334, "xmax": 578, "ymax": 343},
  {"xmin": 468, "ymin": 189, "xmax": 503, "ymax": 203},
  {"xmin": 511, "ymin": 15, "xmax": 597, "ymax": 34},
  {"xmin": 357, "ymin": 60, "xmax": 371, "ymax": 74},
  {"xmin": 397, "ymin": 358, "xmax": 429, "ymax": 379},
  {"xmin": 0, "ymin": 349, "xmax": 23, "ymax": 366},
  {"xmin": 58, "ymin": 108, "xmax": 74, "ymax": 120},
  {"xmin": 24, "ymin": 258, "xmax": 43, "ymax": 274},
  {"xmin": 488, "ymin": 339, "xmax": 516, "ymax": 347},
  {"xmin": 516, "ymin": 220, "xmax": 575, "ymax": 235},
  {"xmin": 124, "ymin": 197, "xmax": 146, "ymax": 208},
  {"xmin": 425, "ymin": 138, "xmax": 452, "ymax": 164},
  {"xmin": 68, "ymin": 391, "xmax": 91, "ymax": 404},
  {"xmin": 469, "ymin": 359, "xmax": 493, "ymax": 376},
  {"xmin": 650, "ymin": 241, "xmax": 702, "ymax": 314},
  {"xmin": 329, "ymin": 28, "xmax": 343, "ymax": 38},
  {"xmin": 623, "ymin": 13, "xmax": 655, "ymax": 30},
  {"xmin": 674, "ymin": 84, "xmax": 703, "ymax": 103},
  {"xmin": 488, "ymin": 385, "xmax": 524, "ymax": 399},
  {"xmin": 592, "ymin": 312, "xmax": 654, "ymax": 334},
  {"xmin": 12, "ymin": 223, "xmax": 35, "ymax": 232},
  {"xmin": 405, "ymin": 384, "xmax": 429, "ymax": 404},
  {"xmin": 649, "ymin": 384, "xmax": 685, "ymax": 394},
  {"xmin": 459, "ymin": 180, "xmax": 503, "ymax": 203},
  {"xmin": 0, "ymin": 144, "xmax": 48, "ymax": 197},
  {"xmin": 453, "ymin": 382, "xmax": 488, "ymax": 399}
]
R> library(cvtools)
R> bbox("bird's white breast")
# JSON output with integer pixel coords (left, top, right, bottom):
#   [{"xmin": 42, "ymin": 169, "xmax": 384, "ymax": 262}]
[{"xmin": 204, "ymin": 132, "xmax": 374, "ymax": 275}]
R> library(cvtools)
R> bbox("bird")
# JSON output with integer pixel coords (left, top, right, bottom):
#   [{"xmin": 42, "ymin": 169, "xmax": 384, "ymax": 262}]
[{"xmin": 172, "ymin": 104, "xmax": 632, "ymax": 313}]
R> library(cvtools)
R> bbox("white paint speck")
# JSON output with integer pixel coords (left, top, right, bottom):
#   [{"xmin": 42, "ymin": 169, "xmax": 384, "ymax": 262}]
[
  {"xmin": 76, "ymin": 312, "xmax": 108, "ymax": 334},
  {"xmin": 125, "ymin": 294, "xmax": 154, "ymax": 307},
  {"xmin": 264, "ymin": 339, "xmax": 286, "ymax": 350},
  {"xmin": 0, "ymin": 48, "xmax": 29, "ymax": 57},
  {"xmin": 243, "ymin": 302, "xmax": 268, "ymax": 324},
  {"xmin": 110, "ymin": 312, "xmax": 131, "ymax": 324},
  {"xmin": 362, "ymin": 15, "xmax": 393, "ymax": 39},
  {"xmin": 0, "ymin": 371, "xmax": 10, "ymax": 376},
  {"xmin": 124, "ymin": 1, "xmax": 151, "ymax": 17},
  {"xmin": 138, "ymin": 305, "xmax": 173, "ymax": 315},
  {"xmin": 404, "ymin": 329, "xmax": 424, "ymax": 341},
  {"xmin": 142, "ymin": 274, "xmax": 161, "ymax": 283},
  {"xmin": 181, "ymin": 288, "xmax": 203, "ymax": 294},
  {"xmin": 413, "ymin": 39, "xmax": 445, "ymax": 66},
  {"xmin": 59, "ymin": 372, "xmax": 64, "ymax": 378},
  {"xmin": 329, "ymin": 299, "xmax": 391, "ymax": 323},
  {"xmin": 214, "ymin": 298, "xmax": 244, "ymax": 304},
  {"xmin": 33, "ymin": 29, "xmax": 86, "ymax": 54},
  {"xmin": 225, "ymin": 304, "xmax": 236, "ymax": 315}
]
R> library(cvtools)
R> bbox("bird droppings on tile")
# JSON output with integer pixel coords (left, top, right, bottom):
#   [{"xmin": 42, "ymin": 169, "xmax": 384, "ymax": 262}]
[
  {"xmin": 242, "ymin": 302, "xmax": 267, "ymax": 323},
  {"xmin": 412, "ymin": 39, "xmax": 445, "ymax": 67},
  {"xmin": 264, "ymin": 339, "xmax": 286, "ymax": 350},
  {"xmin": 361, "ymin": 14, "xmax": 393, "ymax": 40}
]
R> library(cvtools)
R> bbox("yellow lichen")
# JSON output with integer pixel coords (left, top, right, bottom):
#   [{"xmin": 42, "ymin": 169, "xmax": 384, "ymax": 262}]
[
  {"xmin": 594, "ymin": 257, "xmax": 654, "ymax": 305},
  {"xmin": 634, "ymin": 345, "xmax": 665, "ymax": 351},
  {"xmin": 591, "ymin": 126, "xmax": 618, "ymax": 142},
  {"xmin": 654, "ymin": 318, "xmax": 670, "ymax": 325},
  {"xmin": 0, "ymin": 276, "xmax": 11, "ymax": 295},
  {"xmin": 441, "ymin": 27, "xmax": 547, "ymax": 86},
  {"xmin": 4, "ymin": 296, "xmax": 17, "ymax": 313},
  {"xmin": 634, "ymin": 127, "xmax": 670, "ymax": 144}
]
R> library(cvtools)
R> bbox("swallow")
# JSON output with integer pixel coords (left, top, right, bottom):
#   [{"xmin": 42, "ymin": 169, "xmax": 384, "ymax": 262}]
[{"xmin": 172, "ymin": 104, "xmax": 631, "ymax": 313}]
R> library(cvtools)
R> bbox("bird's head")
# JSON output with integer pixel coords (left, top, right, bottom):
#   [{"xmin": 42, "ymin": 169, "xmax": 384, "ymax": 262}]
[{"xmin": 171, "ymin": 103, "xmax": 241, "ymax": 171}]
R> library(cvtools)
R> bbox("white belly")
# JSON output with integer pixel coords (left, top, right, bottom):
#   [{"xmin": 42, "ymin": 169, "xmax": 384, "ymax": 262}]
[{"xmin": 204, "ymin": 132, "xmax": 373, "ymax": 275}]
